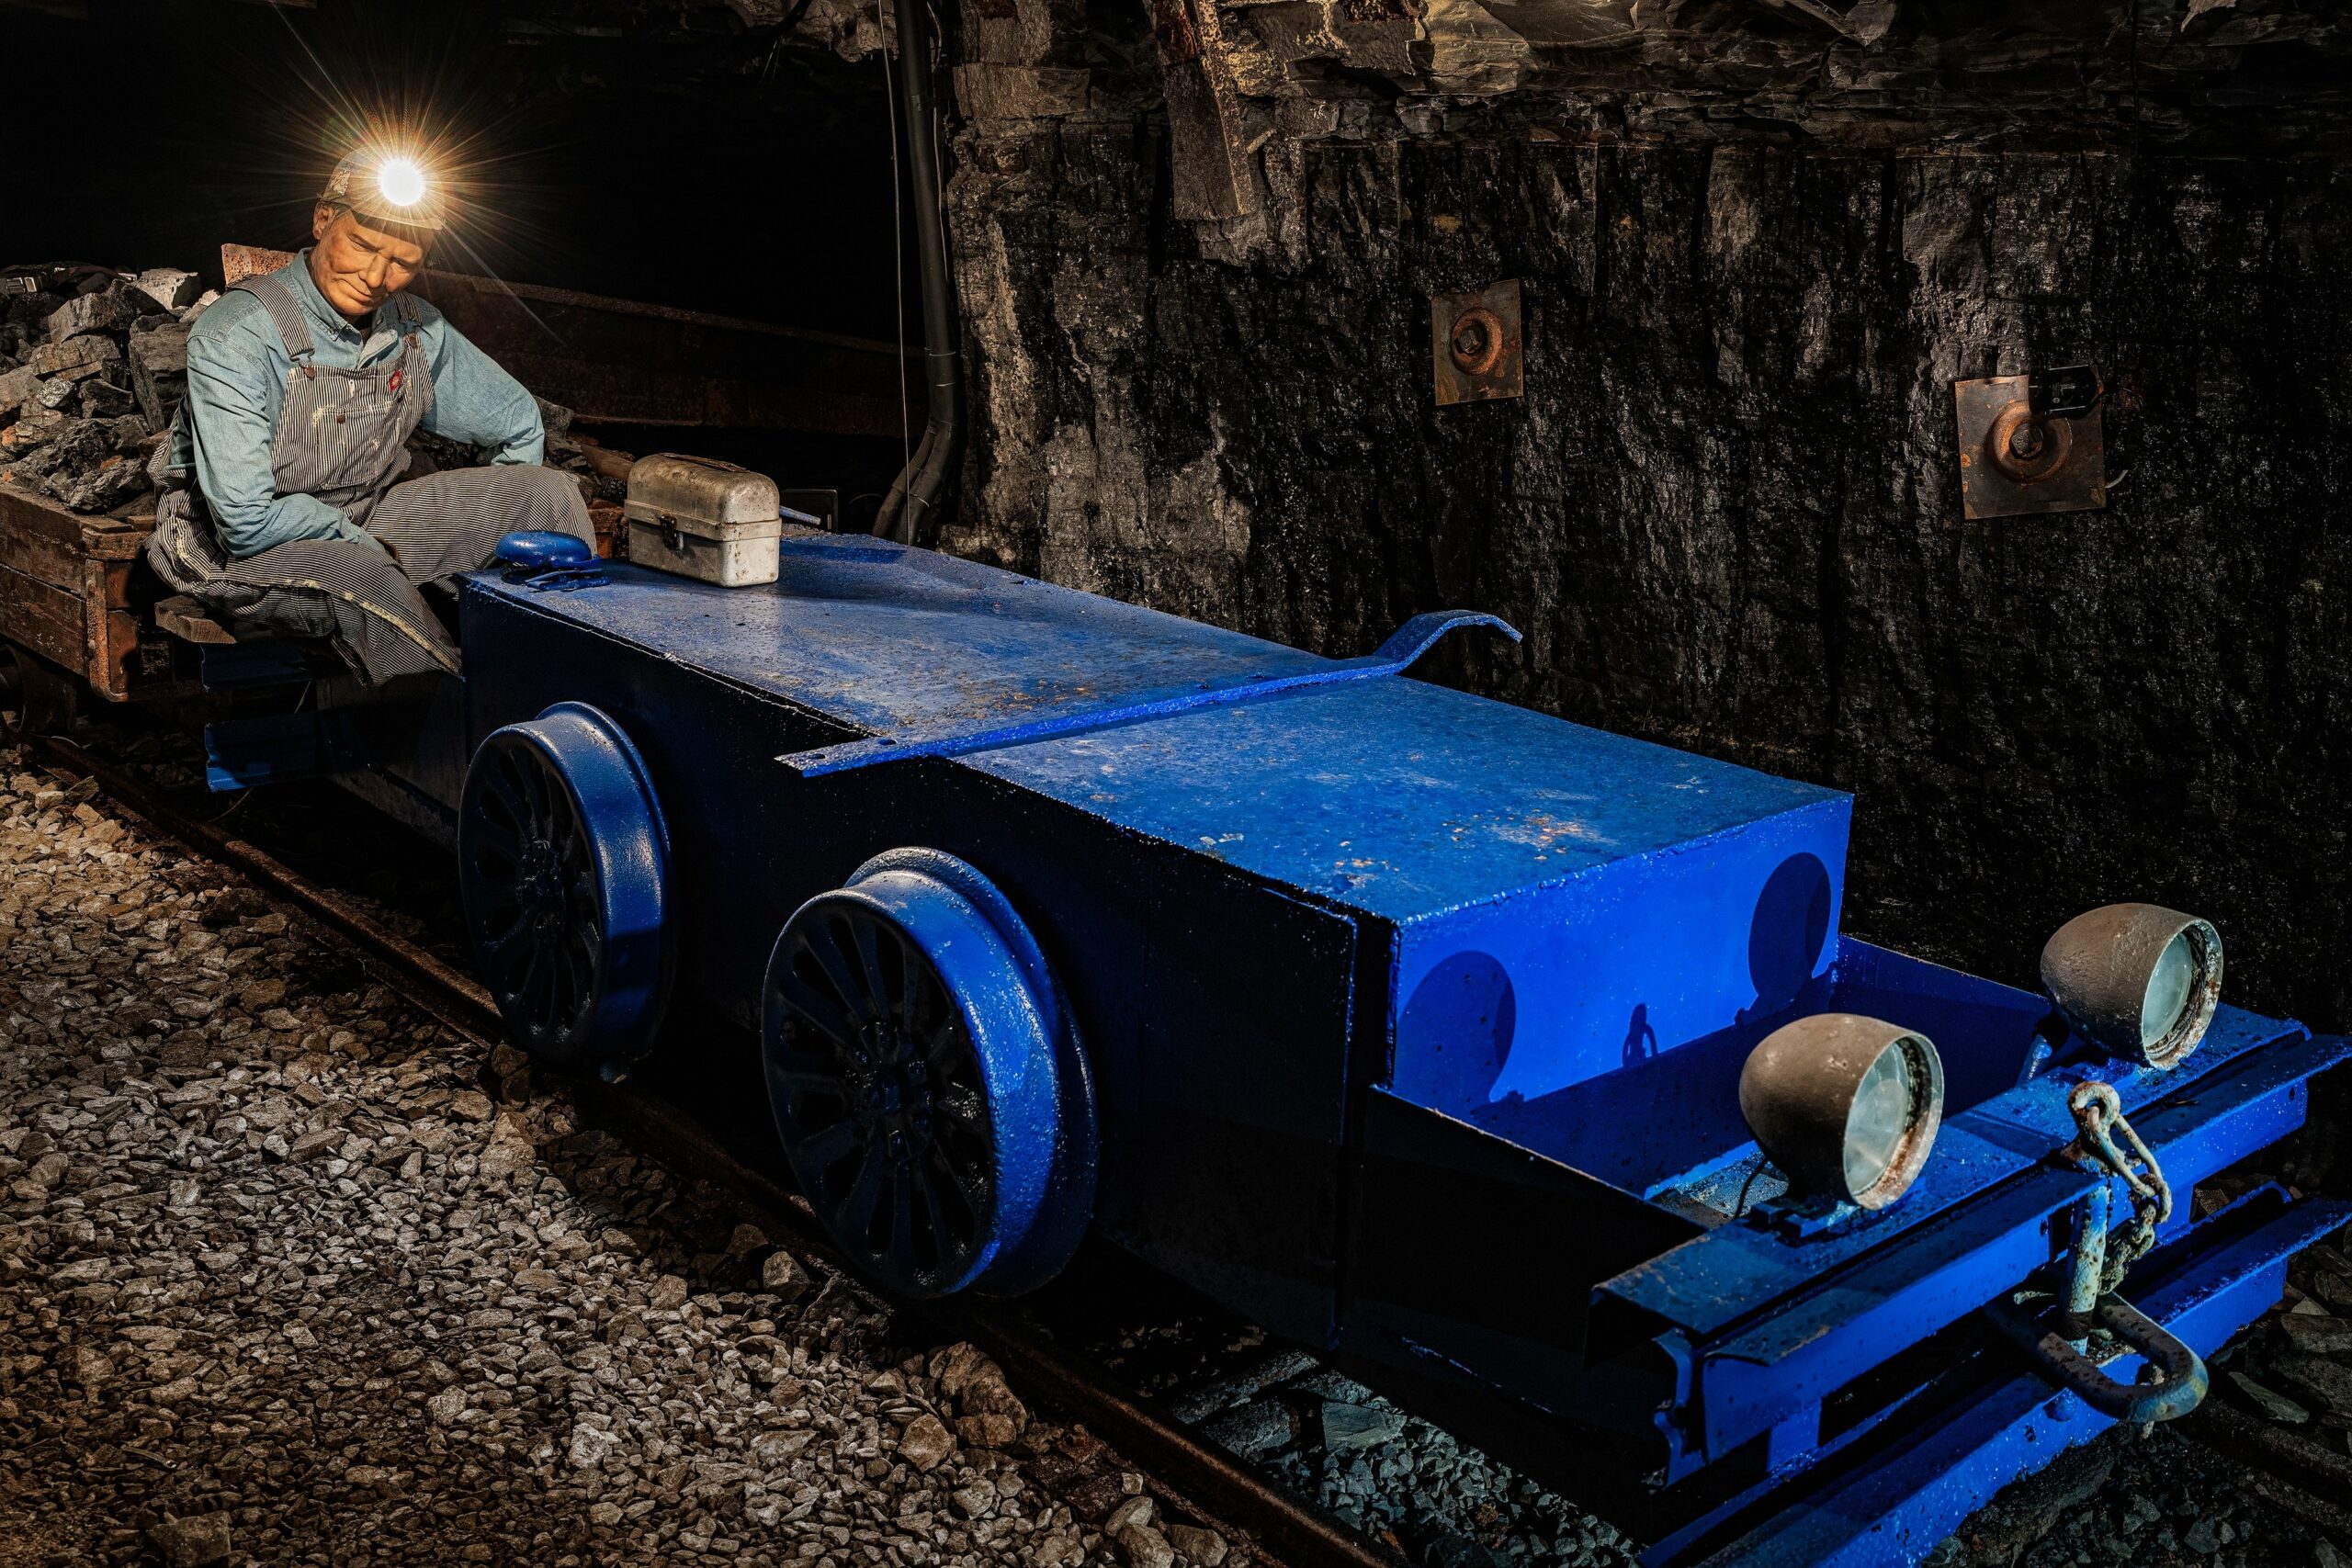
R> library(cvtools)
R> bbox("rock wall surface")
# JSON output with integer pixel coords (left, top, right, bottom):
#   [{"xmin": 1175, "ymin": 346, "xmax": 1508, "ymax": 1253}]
[{"xmin": 933, "ymin": 2, "xmax": 2352, "ymax": 1026}]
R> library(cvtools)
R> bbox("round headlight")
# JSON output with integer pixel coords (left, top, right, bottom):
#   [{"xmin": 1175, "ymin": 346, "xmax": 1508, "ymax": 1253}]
[
  {"xmin": 2040, "ymin": 904, "xmax": 2222, "ymax": 1070},
  {"xmin": 1738, "ymin": 1014, "xmax": 1945, "ymax": 1211}
]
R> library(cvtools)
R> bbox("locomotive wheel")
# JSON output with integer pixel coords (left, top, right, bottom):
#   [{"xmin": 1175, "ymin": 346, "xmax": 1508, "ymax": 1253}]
[
  {"xmin": 761, "ymin": 850, "xmax": 1096, "ymax": 1298},
  {"xmin": 458, "ymin": 703, "xmax": 672, "ymax": 1078}
]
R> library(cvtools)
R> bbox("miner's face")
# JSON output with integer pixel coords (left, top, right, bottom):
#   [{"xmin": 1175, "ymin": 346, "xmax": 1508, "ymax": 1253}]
[{"xmin": 308, "ymin": 204, "xmax": 432, "ymax": 321}]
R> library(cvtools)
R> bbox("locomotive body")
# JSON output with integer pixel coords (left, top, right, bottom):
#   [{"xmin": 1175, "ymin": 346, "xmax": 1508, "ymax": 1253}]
[
  {"xmin": 70, "ymin": 520, "xmax": 2333, "ymax": 1565},
  {"xmin": 422, "ymin": 530, "xmax": 2344, "ymax": 1566}
]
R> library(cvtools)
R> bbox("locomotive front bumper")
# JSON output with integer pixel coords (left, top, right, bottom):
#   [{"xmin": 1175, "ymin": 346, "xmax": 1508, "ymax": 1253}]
[
  {"xmin": 1342, "ymin": 940, "xmax": 2346, "ymax": 1568},
  {"xmin": 1622, "ymin": 1026, "xmax": 2346, "ymax": 1483},
  {"xmin": 1648, "ymin": 1179, "xmax": 2348, "ymax": 1567}
]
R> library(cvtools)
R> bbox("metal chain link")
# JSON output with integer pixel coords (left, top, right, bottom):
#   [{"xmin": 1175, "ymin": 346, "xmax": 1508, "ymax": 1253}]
[{"xmin": 2064, "ymin": 1081, "xmax": 2174, "ymax": 1297}]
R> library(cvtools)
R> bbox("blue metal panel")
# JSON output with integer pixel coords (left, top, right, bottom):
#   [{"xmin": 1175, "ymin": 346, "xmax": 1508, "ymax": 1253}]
[
  {"xmin": 471, "ymin": 539, "xmax": 1337, "ymax": 745},
  {"xmin": 468, "ymin": 553, "xmax": 1848, "ymax": 927},
  {"xmin": 1387, "ymin": 798, "xmax": 1849, "ymax": 1117},
  {"xmin": 963, "ymin": 679, "xmax": 1843, "ymax": 924}
]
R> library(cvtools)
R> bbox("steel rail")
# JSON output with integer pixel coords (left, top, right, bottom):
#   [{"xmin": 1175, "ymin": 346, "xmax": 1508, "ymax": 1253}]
[{"xmin": 18, "ymin": 728, "xmax": 1405, "ymax": 1568}]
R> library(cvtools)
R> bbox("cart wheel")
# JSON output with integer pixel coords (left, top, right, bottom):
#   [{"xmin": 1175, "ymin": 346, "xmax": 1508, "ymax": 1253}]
[
  {"xmin": 2, "ymin": 643, "xmax": 78, "ymax": 740},
  {"xmin": 762, "ymin": 849, "xmax": 1097, "ymax": 1298},
  {"xmin": 458, "ymin": 702, "xmax": 671, "ymax": 1078}
]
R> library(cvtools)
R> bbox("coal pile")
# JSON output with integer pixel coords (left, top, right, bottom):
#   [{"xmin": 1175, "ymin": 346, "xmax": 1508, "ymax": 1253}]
[
  {"xmin": 0, "ymin": 263, "xmax": 630, "ymax": 527},
  {"xmin": 0, "ymin": 264, "xmax": 209, "ymax": 515}
]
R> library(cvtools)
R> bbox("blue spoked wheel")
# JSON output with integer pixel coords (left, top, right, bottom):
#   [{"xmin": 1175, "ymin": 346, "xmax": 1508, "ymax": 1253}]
[
  {"xmin": 762, "ymin": 849, "xmax": 1097, "ymax": 1298},
  {"xmin": 458, "ymin": 703, "xmax": 672, "ymax": 1078}
]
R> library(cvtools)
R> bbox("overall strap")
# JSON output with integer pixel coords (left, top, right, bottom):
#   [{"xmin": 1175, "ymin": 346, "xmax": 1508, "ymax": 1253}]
[{"xmin": 229, "ymin": 272, "xmax": 319, "ymax": 365}]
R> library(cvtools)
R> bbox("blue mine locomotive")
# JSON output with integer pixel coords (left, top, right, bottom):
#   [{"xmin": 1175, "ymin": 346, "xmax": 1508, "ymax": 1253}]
[{"xmin": 165, "ymin": 497, "xmax": 2346, "ymax": 1566}]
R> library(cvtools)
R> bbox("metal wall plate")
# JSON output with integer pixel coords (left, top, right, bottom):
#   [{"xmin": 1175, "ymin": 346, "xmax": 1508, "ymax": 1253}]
[
  {"xmin": 1955, "ymin": 375, "xmax": 2108, "ymax": 520},
  {"xmin": 1433, "ymin": 279, "xmax": 1524, "ymax": 406}
]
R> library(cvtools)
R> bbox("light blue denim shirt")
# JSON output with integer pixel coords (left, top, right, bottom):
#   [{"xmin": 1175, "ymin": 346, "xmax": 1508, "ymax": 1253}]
[{"xmin": 183, "ymin": 254, "xmax": 546, "ymax": 558}]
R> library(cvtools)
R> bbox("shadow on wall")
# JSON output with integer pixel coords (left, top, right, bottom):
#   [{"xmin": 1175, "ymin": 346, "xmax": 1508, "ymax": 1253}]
[
  {"xmin": 1395, "ymin": 950, "xmax": 1519, "ymax": 1115},
  {"xmin": 1744, "ymin": 852, "xmax": 1834, "ymax": 1024},
  {"xmin": 1389, "ymin": 851, "xmax": 1843, "ymax": 1192},
  {"xmin": 1394, "ymin": 849, "xmax": 1837, "ymax": 1122}
]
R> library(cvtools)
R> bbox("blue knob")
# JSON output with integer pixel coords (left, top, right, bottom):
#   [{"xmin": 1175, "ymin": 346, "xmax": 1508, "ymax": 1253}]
[{"xmin": 496, "ymin": 530, "xmax": 598, "ymax": 570}]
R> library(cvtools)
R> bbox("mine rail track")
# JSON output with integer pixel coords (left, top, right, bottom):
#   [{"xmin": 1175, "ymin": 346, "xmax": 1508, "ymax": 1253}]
[
  {"xmin": 27, "ymin": 725, "xmax": 2352, "ymax": 1568},
  {"xmin": 17, "ymin": 727, "xmax": 1405, "ymax": 1568}
]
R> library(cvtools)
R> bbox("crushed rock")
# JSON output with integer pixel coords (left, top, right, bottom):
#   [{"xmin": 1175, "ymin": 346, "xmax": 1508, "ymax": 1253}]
[{"xmin": 0, "ymin": 750, "xmax": 1226, "ymax": 1567}]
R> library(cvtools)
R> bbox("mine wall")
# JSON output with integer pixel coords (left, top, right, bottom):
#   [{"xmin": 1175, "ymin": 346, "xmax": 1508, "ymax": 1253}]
[{"xmin": 929, "ymin": 0, "xmax": 2352, "ymax": 1027}]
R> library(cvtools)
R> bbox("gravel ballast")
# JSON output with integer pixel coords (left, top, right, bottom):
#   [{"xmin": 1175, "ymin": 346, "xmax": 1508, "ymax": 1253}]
[
  {"xmin": 0, "ymin": 750, "xmax": 1213, "ymax": 1568},
  {"xmin": 6, "ymin": 739, "xmax": 2351, "ymax": 1568}
]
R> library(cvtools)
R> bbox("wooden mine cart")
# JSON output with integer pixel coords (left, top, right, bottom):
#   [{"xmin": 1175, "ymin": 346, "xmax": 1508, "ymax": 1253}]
[{"xmin": 0, "ymin": 482, "xmax": 187, "ymax": 727}]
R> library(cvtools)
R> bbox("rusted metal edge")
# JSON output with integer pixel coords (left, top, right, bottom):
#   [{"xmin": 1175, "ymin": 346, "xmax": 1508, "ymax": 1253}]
[{"xmin": 15, "ymin": 730, "xmax": 1408, "ymax": 1568}]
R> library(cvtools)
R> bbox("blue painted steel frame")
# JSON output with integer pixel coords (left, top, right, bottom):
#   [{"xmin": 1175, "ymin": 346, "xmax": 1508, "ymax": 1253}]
[
  {"xmin": 405, "ymin": 534, "xmax": 2349, "ymax": 1568},
  {"xmin": 1655, "ymin": 1186, "xmax": 2351, "ymax": 1567}
]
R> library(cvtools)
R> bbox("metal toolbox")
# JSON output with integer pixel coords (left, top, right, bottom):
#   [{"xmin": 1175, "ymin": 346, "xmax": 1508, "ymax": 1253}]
[{"xmin": 622, "ymin": 453, "xmax": 782, "ymax": 588}]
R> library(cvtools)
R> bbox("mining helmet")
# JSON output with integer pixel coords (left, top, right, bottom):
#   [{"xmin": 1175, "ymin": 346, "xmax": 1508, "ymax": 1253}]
[{"xmin": 320, "ymin": 150, "xmax": 450, "ymax": 233}]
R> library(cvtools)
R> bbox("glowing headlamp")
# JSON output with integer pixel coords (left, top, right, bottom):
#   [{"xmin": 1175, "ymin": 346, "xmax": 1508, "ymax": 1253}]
[{"xmin": 377, "ymin": 157, "xmax": 428, "ymax": 209}]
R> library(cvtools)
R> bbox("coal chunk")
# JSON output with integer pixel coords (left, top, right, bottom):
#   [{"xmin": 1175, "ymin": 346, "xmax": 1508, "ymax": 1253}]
[
  {"xmin": 43, "ymin": 280, "xmax": 144, "ymax": 344},
  {"xmin": 1, "ymin": 405, "xmax": 70, "ymax": 451},
  {"xmin": 78, "ymin": 379, "xmax": 135, "ymax": 420},
  {"xmin": 51, "ymin": 455, "xmax": 149, "ymax": 513},
  {"xmin": 16, "ymin": 416, "xmax": 107, "ymax": 481},
  {"xmin": 134, "ymin": 266, "xmax": 203, "ymax": 310},
  {"xmin": 9, "ymin": 436, "xmax": 77, "ymax": 484},
  {"xmin": 129, "ymin": 322, "xmax": 189, "ymax": 430},
  {"xmin": 1195, "ymin": 1398, "xmax": 1297, "ymax": 1458},
  {"xmin": 1318, "ymin": 1399, "xmax": 1408, "ymax": 1450},
  {"xmin": 27, "ymin": 333, "xmax": 120, "ymax": 377},
  {"xmin": 6, "ymin": 289, "xmax": 61, "ymax": 327},
  {"xmin": 0, "ymin": 363, "xmax": 40, "ymax": 418}
]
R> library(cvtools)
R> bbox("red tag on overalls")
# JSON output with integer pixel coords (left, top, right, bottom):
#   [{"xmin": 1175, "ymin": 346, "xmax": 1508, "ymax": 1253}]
[{"xmin": 389, "ymin": 369, "xmax": 404, "ymax": 395}]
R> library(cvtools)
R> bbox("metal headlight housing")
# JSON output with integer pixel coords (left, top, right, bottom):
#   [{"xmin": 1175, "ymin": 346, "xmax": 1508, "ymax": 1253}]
[
  {"xmin": 2041, "ymin": 903, "xmax": 2222, "ymax": 1070},
  {"xmin": 1739, "ymin": 1014, "xmax": 1946, "ymax": 1211}
]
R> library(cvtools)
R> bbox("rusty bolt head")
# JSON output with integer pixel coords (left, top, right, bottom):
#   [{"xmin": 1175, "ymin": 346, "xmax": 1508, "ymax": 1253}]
[
  {"xmin": 1448, "ymin": 307, "xmax": 1505, "ymax": 377},
  {"xmin": 1987, "ymin": 401, "xmax": 2073, "ymax": 484}
]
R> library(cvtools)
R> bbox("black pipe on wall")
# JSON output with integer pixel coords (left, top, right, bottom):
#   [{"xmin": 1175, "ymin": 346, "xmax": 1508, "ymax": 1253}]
[{"xmin": 872, "ymin": 0, "xmax": 965, "ymax": 544}]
